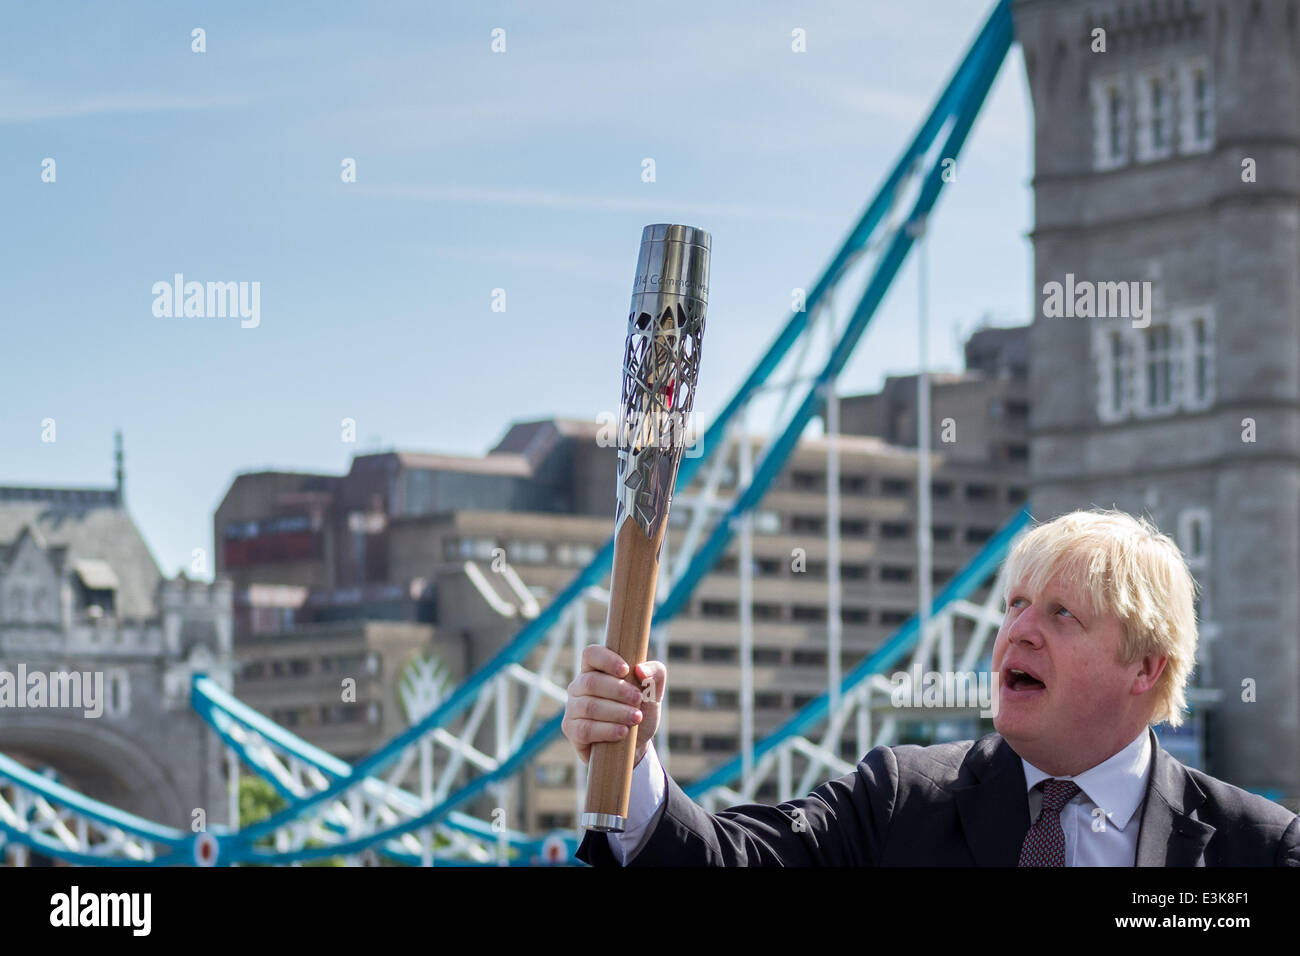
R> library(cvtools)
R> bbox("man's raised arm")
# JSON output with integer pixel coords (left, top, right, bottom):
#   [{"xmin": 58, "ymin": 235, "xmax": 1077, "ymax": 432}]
[{"xmin": 564, "ymin": 645, "xmax": 896, "ymax": 866}]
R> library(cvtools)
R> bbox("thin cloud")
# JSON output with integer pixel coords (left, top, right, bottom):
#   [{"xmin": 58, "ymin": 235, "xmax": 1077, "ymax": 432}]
[
  {"xmin": 792, "ymin": 73, "xmax": 931, "ymax": 124},
  {"xmin": 344, "ymin": 183, "xmax": 836, "ymax": 224},
  {"xmin": 0, "ymin": 91, "xmax": 252, "ymax": 123},
  {"xmin": 429, "ymin": 246, "xmax": 622, "ymax": 282}
]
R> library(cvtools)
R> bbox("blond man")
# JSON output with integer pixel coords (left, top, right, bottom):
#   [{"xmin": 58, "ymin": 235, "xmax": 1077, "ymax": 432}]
[{"xmin": 566, "ymin": 509, "xmax": 1299, "ymax": 866}]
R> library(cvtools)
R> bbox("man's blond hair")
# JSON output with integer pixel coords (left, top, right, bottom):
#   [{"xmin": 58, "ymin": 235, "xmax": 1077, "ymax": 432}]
[{"xmin": 1001, "ymin": 508, "xmax": 1198, "ymax": 727}]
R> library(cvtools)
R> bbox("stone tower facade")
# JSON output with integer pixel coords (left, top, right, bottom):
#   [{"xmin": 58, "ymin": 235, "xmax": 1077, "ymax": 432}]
[
  {"xmin": 0, "ymin": 484, "xmax": 234, "ymax": 829},
  {"xmin": 1014, "ymin": 0, "xmax": 1300, "ymax": 799}
]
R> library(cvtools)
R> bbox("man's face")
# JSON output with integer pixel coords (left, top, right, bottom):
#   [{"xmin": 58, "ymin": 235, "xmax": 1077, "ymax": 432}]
[{"xmin": 991, "ymin": 568, "xmax": 1162, "ymax": 773}]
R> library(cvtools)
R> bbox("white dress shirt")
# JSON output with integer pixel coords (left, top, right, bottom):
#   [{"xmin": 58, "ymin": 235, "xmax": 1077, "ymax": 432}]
[
  {"xmin": 607, "ymin": 740, "xmax": 668, "ymax": 864},
  {"xmin": 611, "ymin": 727, "xmax": 1153, "ymax": 865},
  {"xmin": 1021, "ymin": 727, "xmax": 1152, "ymax": 866}
]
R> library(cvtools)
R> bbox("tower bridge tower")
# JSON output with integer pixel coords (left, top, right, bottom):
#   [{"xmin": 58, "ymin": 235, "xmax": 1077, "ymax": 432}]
[{"xmin": 1015, "ymin": 0, "xmax": 1300, "ymax": 799}]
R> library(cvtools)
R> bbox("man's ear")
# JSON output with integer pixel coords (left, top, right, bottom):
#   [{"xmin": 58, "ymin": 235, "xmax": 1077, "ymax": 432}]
[{"xmin": 1132, "ymin": 654, "xmax": 1168, "ymax": 695}]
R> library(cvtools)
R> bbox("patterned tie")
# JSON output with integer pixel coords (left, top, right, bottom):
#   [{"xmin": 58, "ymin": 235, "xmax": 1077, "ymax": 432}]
[{"xmin": 1018, "ymin": 778, "xmax": 1080, "ymax": 867}]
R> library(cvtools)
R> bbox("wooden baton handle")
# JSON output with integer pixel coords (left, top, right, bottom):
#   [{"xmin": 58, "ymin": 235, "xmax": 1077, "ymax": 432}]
[{"xmin": 581, "ymin": 516, "xmax": 668, "ymax": 831}]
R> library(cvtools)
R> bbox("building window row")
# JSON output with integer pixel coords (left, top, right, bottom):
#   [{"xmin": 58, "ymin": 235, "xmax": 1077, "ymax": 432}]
[
  {"xmin": 666, "ymin": 645, "xmax": 878, "ymax": 670},
  {"xmin": 534, "ymin": 763, "xmax": 575, "ymax": 787},
  {"xmin": 771, "ymin": 515, "xmax": 1011, "ymax": 539},
  {"xmin": 694, "ymin": 600, "xmax": 921, "ymax": 624},
  {"xmin": 443, "ymin": 536, "xmax": 596, "ymax": 567},
  {"xmin": 274, "ymin": 658, "xmax": 311, "ymax": 678},
  {"xmin": 268, "ymin": 702, "xmax": 381, "ymax": 726},
  {"xmin": 241, "ymin": 651, "xmax": 378, "ymax": 681},
  {"xmin": 249, "ymin": 605, "xmax": 296, "ymax": 635},
  {"xmin": 1092, "ymin": 59, "xmax": 1213, "ymax": 170},
  {"xmin": 783, "ymin": 474, "xmax": 1024, "ymax": 502},
  {"xmin": 776, "ymin": 483, "xmax": 1023, "ymax": 517},
  {"xmin": 1092, "ymin": 308, "xmax": 1214, "ymax": 422},
  {"xmin": 708, "ymin": 556, "xmax": 969, "ymax": 584},
  {"xmin": 666, "ymin": 687, "xmax": 866, "ymax": 711}
]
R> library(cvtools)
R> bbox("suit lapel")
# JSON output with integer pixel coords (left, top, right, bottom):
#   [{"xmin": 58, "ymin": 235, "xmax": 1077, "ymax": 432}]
[
  {"xmin": 954, "ymin": 734, "xmax": 1031, "ymax": 866},
  {"xmin": 1135, "ymin": 727, "xmax": 1215, "ymax": 866}
]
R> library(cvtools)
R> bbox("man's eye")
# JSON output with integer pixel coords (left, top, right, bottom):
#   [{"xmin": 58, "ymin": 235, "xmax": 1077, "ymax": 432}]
[
  {"xmin": 1007, "ymin": 597, "xmax": 1027, "ymax": 609},
  {"xmin": 1056, "ymin": 606, "xmax": 1074, "ymax": 619}
]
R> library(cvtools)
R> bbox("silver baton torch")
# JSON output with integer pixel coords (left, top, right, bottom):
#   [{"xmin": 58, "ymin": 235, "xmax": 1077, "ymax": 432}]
[{"xmin": 581, "ymin": 223, "xmax": 711, "ymax": 832}]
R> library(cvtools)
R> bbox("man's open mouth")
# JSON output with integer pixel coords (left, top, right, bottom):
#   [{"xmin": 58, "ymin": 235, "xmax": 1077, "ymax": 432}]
[{"xmin": 1004, "ymin": 668, "xmax": 1046, "ymax": 691}]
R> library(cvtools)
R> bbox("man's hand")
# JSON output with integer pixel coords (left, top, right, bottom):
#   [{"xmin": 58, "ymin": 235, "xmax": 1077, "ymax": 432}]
[{"xmin": 563, "ymin": 644, "xmax": 667, "ymax": 768}]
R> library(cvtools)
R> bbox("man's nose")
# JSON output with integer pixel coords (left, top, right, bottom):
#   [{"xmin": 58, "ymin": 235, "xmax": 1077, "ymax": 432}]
[{"xmin": 1006, "ymin": 604, "xmax": 1046, "ymax": 646}]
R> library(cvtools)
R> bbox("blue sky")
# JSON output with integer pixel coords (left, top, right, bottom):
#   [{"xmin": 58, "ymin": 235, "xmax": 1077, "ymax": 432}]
[{"xmin": 0, "ymin": 0, "xmax": 1033, "ymax": 577}]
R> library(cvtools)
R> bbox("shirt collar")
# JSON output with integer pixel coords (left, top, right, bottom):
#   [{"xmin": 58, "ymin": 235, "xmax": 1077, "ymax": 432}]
[{"xmin": 1020, "ymin": 727, "xmax": 1152, "ymax": 830}]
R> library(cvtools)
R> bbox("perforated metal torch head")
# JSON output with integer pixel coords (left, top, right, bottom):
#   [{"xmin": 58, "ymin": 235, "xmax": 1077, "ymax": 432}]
[{"xmin": 614, "ymin": 224, "xmax": 710, "ymax": 546}]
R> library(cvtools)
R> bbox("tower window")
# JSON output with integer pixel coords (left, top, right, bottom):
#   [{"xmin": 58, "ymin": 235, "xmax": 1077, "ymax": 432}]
[
  {"xmin": 1108, "ymin": 89, "xmax": 1124, "ymax": 161},
  {"xmin": 1178, "ymin": 508, "xmax": 1211, "ymax": 618},
  {"xmin": 1144, "ymin": 325, "xmax": 1174, "ymax": 412},
  {"xmin": 1136, "ymin": 68, "xmax": 1175, "ymax": 162},
  {"xmin": 1189, "ymin": 316, "xmax": 1212, "ymax": 407},
  {"xmin": 1150, "ymin": 76, "xmax": 1167, "ymax": 152},
  {"xmin": 1110, "ymin": 331, "xmax": 1126, "ymax": 415},
  {"xmin": 1092, "ymin": 76, "xmax": 1128, "ymax": 170},
  {"xmin": 1179, "ymin": 60, "xmax": 1215, "ymax": 153},
  {"xmin": 1179, "ymin": 509, "xmax": 1210, "ymax": 569},
  {"xmin": 1193, "ymin": 70, "xmax": 1209, "ymax": 139}
]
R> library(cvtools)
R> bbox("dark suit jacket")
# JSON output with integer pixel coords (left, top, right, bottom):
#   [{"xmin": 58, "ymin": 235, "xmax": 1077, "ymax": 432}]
[{"xmin": 576, "ymin": 727, "xmax": 1300, "ymax": 866}]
